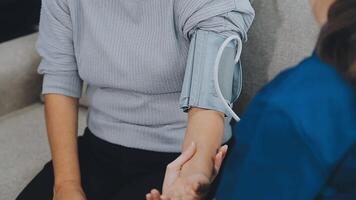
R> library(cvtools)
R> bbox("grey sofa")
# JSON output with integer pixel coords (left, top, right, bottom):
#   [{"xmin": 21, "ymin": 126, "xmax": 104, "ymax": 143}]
[{"xmin": 0, "ymin": 0, "xmax": 319, "ymax": 199}]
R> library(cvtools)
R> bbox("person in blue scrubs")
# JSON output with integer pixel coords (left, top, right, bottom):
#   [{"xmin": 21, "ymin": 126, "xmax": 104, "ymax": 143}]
[{"xmin": 216, "ymin": 0, "xmax": 356, "ymax": 199}]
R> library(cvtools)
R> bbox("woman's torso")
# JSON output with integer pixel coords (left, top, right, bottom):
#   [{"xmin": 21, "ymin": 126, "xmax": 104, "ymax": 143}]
[{"xmin": 67, "ymin": 0, "xmax": 190, "ymax": 152}]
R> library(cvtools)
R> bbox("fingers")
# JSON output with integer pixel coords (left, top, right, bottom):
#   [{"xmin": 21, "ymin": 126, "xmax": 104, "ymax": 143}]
[
  {"xmin": 167, "ymin": 142, "xmax": 196, "ymax": 171},
  {"xmin": 145, "ymin": 189, "xmax": 172, "ymax": 200},
  {"xmin": 146, "ymin": 193, "xmax": 152, "ymax": 200},
  {"xmin": 146, "ymin": 189, "xmax": 162, "ymax": 200},
  {"xmin": 220, "ymin": 144, "xmax": 228, "ymax": 159},
  {"xmin": 219, "ymin": 145, "xmax": 228, "ymax": 161},
  {"xmin": 152, "ymin": 189, "xmax": 161, "ymax": 200},
  {"xmin": 212, "ymin": 145, "xmax": 228, "ymax": 180}
]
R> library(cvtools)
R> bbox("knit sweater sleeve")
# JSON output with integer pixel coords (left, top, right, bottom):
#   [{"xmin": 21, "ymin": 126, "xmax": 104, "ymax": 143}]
[
  {"xmin": 36, "ymin": 0, "xmax": 83, "ymax": 98},
  {"xmin": 174, "ymin": 0, "xmax": 255, "ymax": 41}
]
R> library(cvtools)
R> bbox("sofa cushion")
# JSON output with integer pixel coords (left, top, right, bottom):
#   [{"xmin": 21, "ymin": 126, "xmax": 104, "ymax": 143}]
[
  {"xmin": 0, "ymin": 33, "xmax": 41, "ymax": 117},
  {"xmin": 236, "ymin": 0, "xmax": 319, "ymax": 111},
  {"xmin": 0, "ymin": 103, "xmax": 87, "ymax": 199}
]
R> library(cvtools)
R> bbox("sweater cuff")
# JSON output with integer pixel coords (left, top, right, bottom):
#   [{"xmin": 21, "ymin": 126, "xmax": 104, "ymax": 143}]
[{"xmin": 41, "ymin": 71, "xmax": 83, "ymax": 99}]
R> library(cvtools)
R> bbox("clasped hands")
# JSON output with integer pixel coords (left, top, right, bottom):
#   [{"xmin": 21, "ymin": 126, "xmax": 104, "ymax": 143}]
[{"xmin": 146, "ymin": 143, "xmax": 228, "ymax": 200}]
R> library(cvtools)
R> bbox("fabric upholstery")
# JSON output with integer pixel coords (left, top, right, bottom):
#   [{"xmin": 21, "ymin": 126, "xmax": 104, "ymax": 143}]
[
  {"xmin": 236, "ymin": 0, "xmax": 319, "ymax": 111},
  {"xmin": 0, "ymin": 33, "xmax": 41, "ymax": 117},
  {"xmin": 0, "ymin": 103, "xmax": 87, "ymax": 199}
]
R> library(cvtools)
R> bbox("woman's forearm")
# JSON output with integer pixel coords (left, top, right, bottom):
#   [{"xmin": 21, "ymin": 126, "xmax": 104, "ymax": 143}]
[
  {"xmin": 180, "ymin": 107, "xmax": 225, "ymax": 178},
  {"xmin": 43, "ymin": 94, "xmax": 81, "ymax": 188}
]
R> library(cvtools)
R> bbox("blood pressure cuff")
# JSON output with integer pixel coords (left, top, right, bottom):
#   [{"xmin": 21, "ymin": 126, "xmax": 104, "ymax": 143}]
[{"xmin": 179, "ymin": 29, "xmax": 242, "ymax": 119}]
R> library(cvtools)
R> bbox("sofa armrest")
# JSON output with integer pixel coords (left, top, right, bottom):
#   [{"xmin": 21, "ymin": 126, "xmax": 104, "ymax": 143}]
[{"xmin": 0, "ymin": 33, "xmax": 42, "ymax": 117}]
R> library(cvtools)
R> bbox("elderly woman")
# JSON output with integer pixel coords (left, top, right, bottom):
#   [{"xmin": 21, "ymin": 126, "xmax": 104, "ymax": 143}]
[{"xmin": 16, "ymin": 0, "xmax": 254, "ymax": 199}]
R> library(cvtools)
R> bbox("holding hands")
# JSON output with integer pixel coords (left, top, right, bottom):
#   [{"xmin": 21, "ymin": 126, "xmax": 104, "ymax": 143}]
[{"xmin": 146, "ymin": 143, "xmax": 228, "ymax": 200}]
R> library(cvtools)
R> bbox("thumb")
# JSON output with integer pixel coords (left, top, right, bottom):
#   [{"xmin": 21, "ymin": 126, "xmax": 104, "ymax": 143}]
[
  {"xmin": 212, "ymin": 145, "xmax": 228, "ymax": 180},
  {"xmin": 167, "ymin": 142, "xmax": 196, "ymax": 170},
  {"xmin": 162, "ymin": 142, "xmax": 197, "ymax": 193}
]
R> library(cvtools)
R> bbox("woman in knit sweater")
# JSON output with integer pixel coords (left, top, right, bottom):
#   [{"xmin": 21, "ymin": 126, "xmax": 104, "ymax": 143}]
[{"xmin": 16, "ymin": 0, "xmax": 255, "ymax": 199}]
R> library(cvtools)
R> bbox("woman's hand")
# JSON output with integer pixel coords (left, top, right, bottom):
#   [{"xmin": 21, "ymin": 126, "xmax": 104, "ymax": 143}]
[
  {"xmin": 146, "ymin": 143, "xmax": 228, "ymax": 200},
  {"xmin": 53, "ymin": 181, "xmax": 86, "ymax": 200}
]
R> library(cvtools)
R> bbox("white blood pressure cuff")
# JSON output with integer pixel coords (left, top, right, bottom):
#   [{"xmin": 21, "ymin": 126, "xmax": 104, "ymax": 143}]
[{"xmin": 179, "ymin": 29, "xmax": 243, "ymax": 119}]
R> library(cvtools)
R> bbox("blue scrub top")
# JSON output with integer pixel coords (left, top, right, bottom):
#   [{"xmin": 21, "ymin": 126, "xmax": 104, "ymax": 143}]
[{"xmin": 216, "ymin": 53, "xmax": 356, "ymax": 200}]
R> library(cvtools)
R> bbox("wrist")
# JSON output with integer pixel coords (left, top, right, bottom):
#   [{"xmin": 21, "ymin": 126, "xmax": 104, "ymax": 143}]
[
  {"xmin": 181, "ymin": 156, "xmax": 214, "ymax": 178},
  {"xmin": 54, "ymin": 179, "xmax": 82, "ymax": 192}
]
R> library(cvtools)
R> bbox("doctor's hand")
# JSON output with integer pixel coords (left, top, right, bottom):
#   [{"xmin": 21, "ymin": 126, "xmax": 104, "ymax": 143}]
[{"xmin": 146, "ymin": 143, "xmax": 228, "ymax": 200}]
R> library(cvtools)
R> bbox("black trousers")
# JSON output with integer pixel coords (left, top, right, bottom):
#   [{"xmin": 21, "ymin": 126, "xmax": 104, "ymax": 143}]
[{"xmin": 16, "ymin": 127, "xmax": 233, "ymax": 200}]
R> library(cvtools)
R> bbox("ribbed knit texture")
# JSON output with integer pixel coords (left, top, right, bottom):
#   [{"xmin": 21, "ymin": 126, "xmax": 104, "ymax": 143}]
[{"xmin": 36, "ymin": 0, "xmax": 254, "ymax": 152}]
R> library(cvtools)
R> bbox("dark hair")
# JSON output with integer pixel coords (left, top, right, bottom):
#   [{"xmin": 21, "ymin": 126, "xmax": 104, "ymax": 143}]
[{"xmin": 316, "ymin": 0, "xmax": 356, "ymax": 85}]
